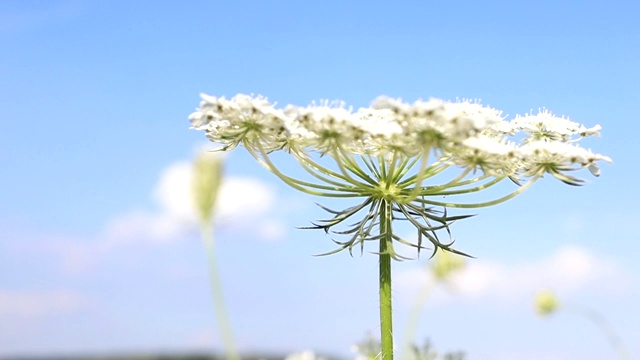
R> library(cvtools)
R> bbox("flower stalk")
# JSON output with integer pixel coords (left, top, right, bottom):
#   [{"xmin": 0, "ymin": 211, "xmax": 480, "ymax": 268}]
[
  {"xmin": 192, "ymin": 152, "xmax": 240, "ymax": 360},
  {"xmin": 379, "ymin": 200, "xmax": 394, "ymax": 359}
]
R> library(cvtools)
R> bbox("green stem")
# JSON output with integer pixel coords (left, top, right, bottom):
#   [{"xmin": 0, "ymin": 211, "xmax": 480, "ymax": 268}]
[
  {"xmin": 403, "ymin": 152, "xmax": 430, "ymax": 202},
  {"xmin": 200, "ymin": 222, "xmax": 241, "ymax": 360},
  {"xmin": 379, "ymin": 200, "xmax": 394, "ymax": 360}
]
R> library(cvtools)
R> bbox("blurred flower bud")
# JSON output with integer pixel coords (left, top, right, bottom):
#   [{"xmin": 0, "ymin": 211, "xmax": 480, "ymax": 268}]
[
  {"xmin": 535, "ymin": 289, "xmax": 560, "ymax": 316},
  {"xmin": 431, "ymin": 250, "xmax": 466, "ymax": 281},
  {"xmin": 192, "ymin": 151, "xmax": 224, "ymax": 222}
]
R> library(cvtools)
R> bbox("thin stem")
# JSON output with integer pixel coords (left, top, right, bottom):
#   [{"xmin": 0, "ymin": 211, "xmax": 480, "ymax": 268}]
[
  {"xmin": 422, "ymin": 175, "xmax": 505, "ymax": 196},
  {"xmin": 565, "ymin": 304, "xmax": 631, "ymax": 360},
  {"xmin": 418, "ymin": 167, "xmax": 474, "ymax": 194},
  {"xmin": 415, "ymin": 175, "xmax": 540, "ymax": 209},
  {"xmin": 247, "ymin": 143, "xmax": 365, "ymax": 197},
  {"xmin": 402, "ymin": 277, "xmax": 435, "ymax": 360},
  {"xmin": 386, "ymin": 152, "xmax": 399, "ymax": 185},
  {"xmin": 294, "ymin": 149, "xmax": 362, "ymax": 185},
  {"xmin": 337, "ymin": 148, "xmax": 379, "ymax": 185},
  {"xmin": 294, "ymin": 154, "xmax": 364, "ymax": 189},
  {"xmin": 397, "ymin": 159, "xmax": 449, "ymax": 189},
  {"xmin": 403, "ymin": 152, "xmax": 430, "ymax": 201},
  {"xmin": 332, "ymin": 148, "xmax": 375, "ymax": 187},
  {"xmin": 431, "ymin": 172, "xmax": 490, "ymax": 189},
  {"xmin": 200, "ymin": 222, "xmax": 241, "ymax": 360},
  {"xmin": 379, "ymin": 154, "xmax": 389, "ymax": 181},
  {"xmin": 361, "ymin": 153, "xmax": 383, "ymax": 179},
  {"xmin": 394, "ymin": 153, "xmax": 422, "ymax": 183},
  {"xmin": 379, "ymin": 200, "xmax": 394, "ymax": 360}
]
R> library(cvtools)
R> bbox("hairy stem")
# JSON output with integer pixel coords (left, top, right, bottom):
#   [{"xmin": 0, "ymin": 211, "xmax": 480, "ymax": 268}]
[{"xmin": 379, "ymin": 200, "xmax": 394, "ymax": 360}]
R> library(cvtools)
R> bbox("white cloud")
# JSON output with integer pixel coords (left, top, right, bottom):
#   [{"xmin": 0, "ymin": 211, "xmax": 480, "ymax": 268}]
[
  {"xmin": 394, "ymin": 245, "xmax": 629, "ymax": 308},
  {"xmin": 104, "ymin": 159, "xmax": 278, "ymax": 245},
  {"xmin": 153, "ymin": 161, "xmax": 199, "ymax": 222},
  {"xmin": 105, "ymin": 210, "xmax": 192, "ymax": 244},
  {"xmin": 153, "ymin": 160, "xmax": 275, "ymax": 225},
  {"xmin": 0, "ymin": 290, "xmax": 89, "ymax": 317},
  {"xmin": 255, "ymin": 219, "xmax": 288, "ymax": 241},
  {"xmin": 29, "ymin": 158, "xmax": 283, "ymax": 275}
]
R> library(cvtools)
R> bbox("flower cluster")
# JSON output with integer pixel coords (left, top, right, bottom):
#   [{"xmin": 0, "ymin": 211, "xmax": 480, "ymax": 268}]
[
  {"xmin": 189, "ymin": 93, "xmax": 610, "ymax": 258},
  {"xmin": 190, "ymin": 94, "xmax": 609, "ymax": 181}
]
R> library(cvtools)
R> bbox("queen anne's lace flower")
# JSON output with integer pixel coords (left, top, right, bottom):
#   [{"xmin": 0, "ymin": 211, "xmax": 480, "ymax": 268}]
[
  {"xmin": 190, "ymin": 94, "xmax": 288, "ymax": 153},
  {"xmin": 453, "ymin": 135, "xmax": 520, "ymax": 176},
  {"xmin": 189, "ymin": 93, "xmax": 610, "ymax": 257},
  {"xmin": 512, "ymin": 109, "xmax": 602, "ymax": 142},
  {"xmin": 189, "ymin": 93, "xmax": 610, "ymax": 360}
]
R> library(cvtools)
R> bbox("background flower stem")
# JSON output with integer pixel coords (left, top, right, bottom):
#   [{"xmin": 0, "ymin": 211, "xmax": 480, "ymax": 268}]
[
  {"xmin": 379, "ymin": 200, "xmax": 394, "ymax": 360},
  {"xmin": 565, "ymin": 304, "xmax": 631, "ymax": 360},
  {"xmin": 402, "ymin": 281, "xmax": 435, "ymax": 359},
  {"xmin": 200, "ymin": 222, "xmax": 241, "ymax": 360}
]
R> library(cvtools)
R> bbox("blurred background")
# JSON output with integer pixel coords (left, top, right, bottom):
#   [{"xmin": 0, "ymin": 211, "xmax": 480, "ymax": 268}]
[{"xmin": 1, "ymin": 1, "xmax": 638, "ymax": 359}]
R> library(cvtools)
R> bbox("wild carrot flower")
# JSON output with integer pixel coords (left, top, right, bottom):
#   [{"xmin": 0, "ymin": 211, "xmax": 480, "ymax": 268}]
[
  {"xmin": 189, "ymin": 94, "xmax": 610, "ymax": 258},
  {"xmin": 189, "ymin": 94, "xmax": 610, "ymax": 359}
]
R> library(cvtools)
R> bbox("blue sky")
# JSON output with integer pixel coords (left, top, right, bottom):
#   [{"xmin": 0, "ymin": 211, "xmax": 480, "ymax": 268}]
[{"xmin": 1, "ymin": 1, "xmax": 639, "ymax": 359}]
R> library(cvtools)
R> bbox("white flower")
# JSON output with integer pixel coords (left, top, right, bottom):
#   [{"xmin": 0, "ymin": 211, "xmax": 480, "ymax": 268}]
[
  {"xmin": 371, "ymin": 95, "xmax": 413, "ymax": 114},
  {"xmin": 286, "ymin": 103, "xmax": 362, "ymax": 153},
  {"xmin": 452, "ymin": 135, "xmax": 520, "ymax": 176},
  {"xmin": 579, "ymin": 123, "xmax": 602, "ymax": 137},
  {"xmin": 519, "ymin": 140, "xmax": 612, "ymax": 184},
  {"xmin": 191, "ymin": 93, "xmax": 288, "ymax": 152},
  {"xmin": 189, "ymin": 94, "xmax": 610, "ymax": 182},
  {"xmin": 511, "ymin": 109, "xmax": 601, "ymax": 143},
  {"xmin": 371, "ymin": 97, "xmax": 508, "ymax": 155},
  {"xmin": 521, "ymin": 141, "xmax": 610, "ymax": 166},
  {"xmin": 189, "ymin": 93, "xmax": 610, "ymax": 256}
]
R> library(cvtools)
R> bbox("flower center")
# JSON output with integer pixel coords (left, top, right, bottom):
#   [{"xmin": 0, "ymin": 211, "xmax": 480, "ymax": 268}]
[{"xmin": 372, "ymin": 180, "xmax": 402, "ymax": 202}]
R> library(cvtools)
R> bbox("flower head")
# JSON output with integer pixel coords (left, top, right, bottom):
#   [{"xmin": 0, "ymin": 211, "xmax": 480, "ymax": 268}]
[
  {"xmin": 190, "ymin": 94, "xmax": 287, "ymax": 153},
  {"xmin": 512, "ymin": 109, "xmax": 602, "ymax": 142},
  {"xmin": 189, "ymin": 94, "xmax": 610, "ymax": 258}
]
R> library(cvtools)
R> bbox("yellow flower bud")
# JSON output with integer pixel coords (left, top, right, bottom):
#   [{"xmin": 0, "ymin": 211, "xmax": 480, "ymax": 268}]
[
  {"xmin": 431, "ymin": 250, "xmax": 466, "ymax": 281},
  {"xmin": 534, "ymin": 290, "xmax": 560, "ymax": 316}
]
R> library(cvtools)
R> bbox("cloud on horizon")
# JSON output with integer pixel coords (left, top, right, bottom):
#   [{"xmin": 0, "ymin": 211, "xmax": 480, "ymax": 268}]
[
  {"xmin": 5, "ymin": 157, "xmax": 287, "ymax": 276},
  {"xmin": 0, "ymin": 156, "xmax": 289, "ymax": 352},
  {"xmin": 108, "ymin": 159, "xmax": 284, "ymax": 246},
  {"xmin": 0, "ymin": 289, "xmax": 89, "ymax": 317},
  {"xmin": 394, "ymin": 245, "xmax": 630, "ymax": 309}
]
